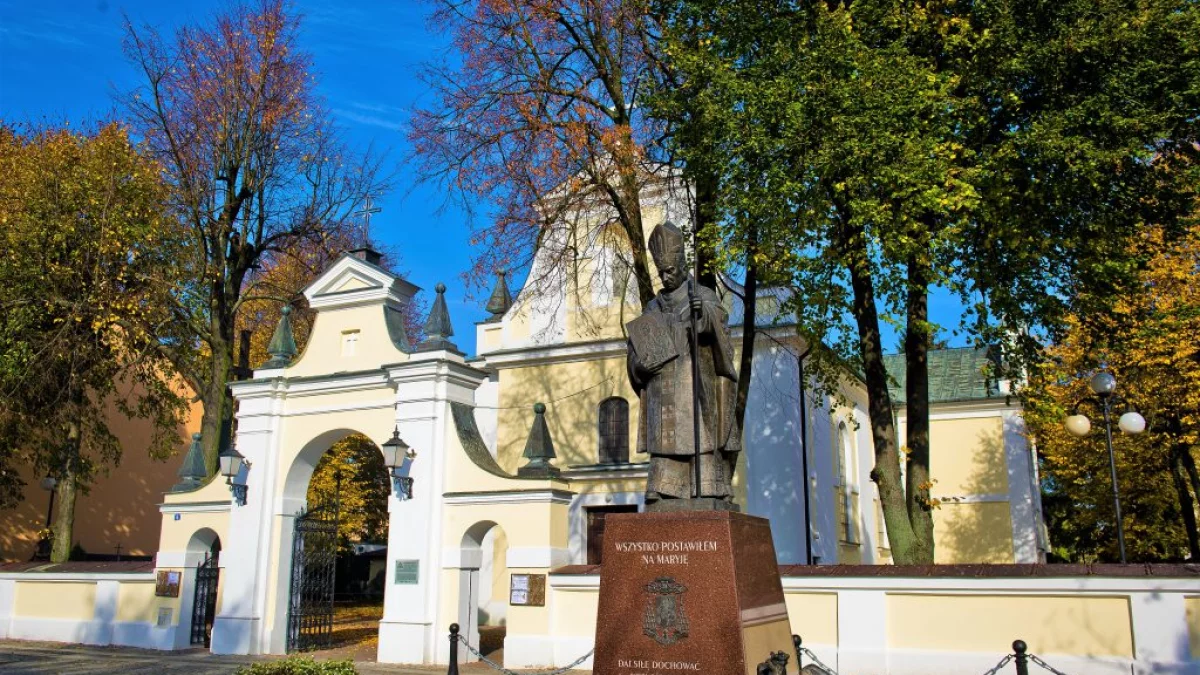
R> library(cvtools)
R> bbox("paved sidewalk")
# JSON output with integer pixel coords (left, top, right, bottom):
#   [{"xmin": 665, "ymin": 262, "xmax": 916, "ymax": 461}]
[{"xmin": 0, "ymin": 641, "xmax": 588, "ymax": 675}]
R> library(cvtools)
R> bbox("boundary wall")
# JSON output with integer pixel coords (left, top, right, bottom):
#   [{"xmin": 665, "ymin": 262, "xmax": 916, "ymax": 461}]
[
  {"xmin": 529, "ymin": 564, "xmax": 1200, "ymax": 675},
  {"xmin": 0, "ymin": 561, "xmax": 192, "ymax": 650}
]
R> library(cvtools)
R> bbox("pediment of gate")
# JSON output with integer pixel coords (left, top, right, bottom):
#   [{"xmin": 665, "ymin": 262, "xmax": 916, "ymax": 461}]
[{"xmin": 282, "ymin": 253, "xmax": 421, "ymax": 378}]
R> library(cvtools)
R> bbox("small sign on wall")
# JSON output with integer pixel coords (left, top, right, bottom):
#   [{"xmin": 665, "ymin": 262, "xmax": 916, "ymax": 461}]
[
  {"xmin": 155, "ymin": 570, "xmax": 181, "ymax": 597},
  {"xmin": 157, "ymin": 607, "xmax": 173, "ymax": 627},
  {"xmin": 395, "ymin": 559, "xmax": 420, "ymax": 585},
  {"xmin": 509, "ymin": 574, "xmax": 546, "ymax": 606}
]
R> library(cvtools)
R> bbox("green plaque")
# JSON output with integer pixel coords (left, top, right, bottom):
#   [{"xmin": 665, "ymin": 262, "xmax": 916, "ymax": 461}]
[{"xmin": 395, "ymin": 559, "xmax": 419, "ymax": 585}]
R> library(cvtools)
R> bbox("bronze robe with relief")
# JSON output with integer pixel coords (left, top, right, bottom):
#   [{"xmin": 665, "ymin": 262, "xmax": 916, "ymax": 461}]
[{"xmin": 626, "ymin": 281, "xmax": 740, "ymax": 499}]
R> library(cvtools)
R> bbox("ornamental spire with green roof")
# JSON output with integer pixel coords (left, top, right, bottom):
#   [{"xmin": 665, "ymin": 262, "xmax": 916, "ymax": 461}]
[
  {"xmin": 484, "ymin": 269, "xmax": 513, "ymax": 321},
  {"xmin": 262, "ymin": 305, "xmax": 297, "ymax": 368},
  {"xmin": 518, "ymin": 402, "xmax": 560, "ymax": 478},
  {"xmin": 417, "ymin": 283, "xmax": 459, "ymax": 352},
  {"xmin": 171, "ymin": 433, "xmax": 208, "ymax": 491}
]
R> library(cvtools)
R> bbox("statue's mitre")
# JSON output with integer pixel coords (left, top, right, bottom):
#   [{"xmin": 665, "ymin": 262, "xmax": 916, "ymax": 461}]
[{"xmin": 648, "ymin": 221, "xmax": 685, "ymax": 263}]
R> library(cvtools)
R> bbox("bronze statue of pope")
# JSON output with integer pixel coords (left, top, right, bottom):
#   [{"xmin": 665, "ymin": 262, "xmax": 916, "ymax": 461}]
[{"xmin": 626, "ymin": 222, "xmax": 740, "ymax": 506}]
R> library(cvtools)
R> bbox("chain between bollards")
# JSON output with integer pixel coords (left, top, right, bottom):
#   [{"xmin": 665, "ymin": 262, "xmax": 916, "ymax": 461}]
[{"xmin": 448, "ymin": 623, "xmax": 460, "ymax": 675}]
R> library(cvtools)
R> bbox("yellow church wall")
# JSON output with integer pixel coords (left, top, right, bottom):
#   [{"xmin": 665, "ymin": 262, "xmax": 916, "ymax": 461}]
[
  {"xmin": 551, "ymin": 587, "xmax": 599, "ymax": 637},
  {"xmin": 495, "ymin": 357, "xmax": 642, "ymax": 473},
  {"xmin": 784, "ymin": 592, "xmax": 838, "ymax": 645},
  {"xmin": 929, "ymin": 417, "xmax": 1008, "ymax": 496},
  {"xmin": 442, "ymin": 503, "xmax": 569, "ymax": 550},
  {"xmin": 115, "ymin": 579, "xmax": 180, "ymax": 624},
  {"xmin": 507, "ymin": 568, "xmax": 553, "ymax": 636},
  {"xmin": 1187, "ymin": 596, "xmax": 1200, "ymax": 659},
  {"xmin": 284, "ymin": 304, "xmax": 409, "ymax": 379},
  {"xmin": 507, "ymin": 300, "xmax": 534, "ymax": 344},
  {"xmin": 886, "ymin": 593, "xmax": 1134, "ymax": 657},
  {"xmin": 157, "ymin": 509, "xmax": 230, "ymax": 554},
  {"xmin": 933, "ymin": 502, "xmax": 1014, "ymax": 564},
  {"xmin": 14, "ymin": 581, "xmax": 96, "ymax": 619},
  {"xmin": 480, "ymin": 324, "xmax": 504, "ymax": 351},
  {"xmin": 492, "ymin": 529, "xmax": 509, "ymax": 604}
]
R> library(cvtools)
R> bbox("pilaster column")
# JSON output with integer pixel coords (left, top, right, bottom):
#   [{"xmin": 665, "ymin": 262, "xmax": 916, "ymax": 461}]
[{"xmin": 377, "ymin": 354, "xmax": 486, "ymax": 664}]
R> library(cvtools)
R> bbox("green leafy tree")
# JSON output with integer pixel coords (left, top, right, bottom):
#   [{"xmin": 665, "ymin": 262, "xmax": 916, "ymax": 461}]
[
  {"xmin": 0, "ymin": 123, "xmax": 187, "ymax": 561},
  {"xmin": 655, "ymin": 0, "xmax": 1199, "ymax": 562}
]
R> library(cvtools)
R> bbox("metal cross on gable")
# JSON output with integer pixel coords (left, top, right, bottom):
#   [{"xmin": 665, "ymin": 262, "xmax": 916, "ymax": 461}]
[{"xmin": 354, "ymin": 195, "xmax": 382, "ymax": 246}]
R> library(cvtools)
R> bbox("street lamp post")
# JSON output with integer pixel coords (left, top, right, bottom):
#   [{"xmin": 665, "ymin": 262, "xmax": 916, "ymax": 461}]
[{"xmin": 1064, "ymin": 368, "xmax": 1146, "ymax": 563}]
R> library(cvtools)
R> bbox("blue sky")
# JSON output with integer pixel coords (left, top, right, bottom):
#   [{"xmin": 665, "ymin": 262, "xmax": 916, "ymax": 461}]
[
  {"xmin": 0, "ymin": 0, "xmax": 971, "ymax": 356},
  {"xmin": 0, "ymin": 0, "xmax": 495, "ymax": 351}
]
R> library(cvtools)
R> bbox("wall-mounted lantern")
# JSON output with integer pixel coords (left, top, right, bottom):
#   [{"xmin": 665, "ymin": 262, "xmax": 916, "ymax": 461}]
[
  {"xmin": 381, "ymin": 426, "xmax": 416, "ymax": 500},
  {"xmin": 219, "ymin": 444, "xmax": 251, "ymax": 506}
]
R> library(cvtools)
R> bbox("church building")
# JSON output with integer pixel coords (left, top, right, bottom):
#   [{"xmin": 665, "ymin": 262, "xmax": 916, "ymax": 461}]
[{"xmin": 141, "ymin": 179, "xmax": 1042, "ymax": 666}]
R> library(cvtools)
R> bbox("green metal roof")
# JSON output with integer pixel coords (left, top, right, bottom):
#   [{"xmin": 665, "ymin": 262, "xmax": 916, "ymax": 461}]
[{"xmin": 882, "ymin": 347, "xmax": 997, "ymax": 405}]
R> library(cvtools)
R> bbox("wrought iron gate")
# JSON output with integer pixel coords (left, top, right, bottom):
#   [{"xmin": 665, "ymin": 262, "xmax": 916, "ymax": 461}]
[
  {"xmin": 190, "ymin": 552, "xmax": 220, "ymax": 646},
  {"xmin": 286, "ymin": 498, "xmax": 339, "ymax": 652}
]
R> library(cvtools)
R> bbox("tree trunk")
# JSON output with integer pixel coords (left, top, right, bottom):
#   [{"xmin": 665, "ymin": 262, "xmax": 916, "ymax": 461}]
[
  {"xmin": 615, "ymin": 155, "xmax": 656, "ymax": 309},
  {"xmin": 734, "ymin": 225, "xmax": 758, "ymax": 431},
  {"xmin": 1169, "ymin": 444, "xmax": 1200, "ymax": 560},
  {"xmin": 693, "ymin": 170, "xmax": 720, "ymax": 289},
  {"xmin": 50, "ymin": 420, "xmax": 81, "ymax": 563},
  {"xmin": 903, "ymin": 257, "xmax": 935, "ymax": 563},
  {"xmin": 200, "ymin": 312, "xmax": 236, "ymax": 476},
  {"xmin": 1183, "ymin": 446, "xmax": 1200, "ymax": 514},
  {"xmin": 843, "ymin": 220, "xmax": 923, "ymax": 563}
]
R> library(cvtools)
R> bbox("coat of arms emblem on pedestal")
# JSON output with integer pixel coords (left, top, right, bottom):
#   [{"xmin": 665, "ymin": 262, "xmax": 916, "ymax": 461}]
[{"xmin": 643, "ymin": 576, "xmax": 690, "ymax": 645}]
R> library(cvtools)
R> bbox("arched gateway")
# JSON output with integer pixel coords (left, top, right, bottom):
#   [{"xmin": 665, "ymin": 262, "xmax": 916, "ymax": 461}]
[{"xmin": 194, "ymin": 249, "xmax": 575, "ymax": 665}]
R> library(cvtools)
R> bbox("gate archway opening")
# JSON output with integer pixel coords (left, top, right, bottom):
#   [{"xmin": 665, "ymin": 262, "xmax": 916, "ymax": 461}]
[
  {"xmin": 286, "ymin": 431, "xmax": 390, "ymax": 655},
  {"xmin": 187, "ymin": 529, "xmax": 221, "ymax": 648},
  {"xmin": 459, "ymin": 521, "xmax": 509, "ymax": 663}
]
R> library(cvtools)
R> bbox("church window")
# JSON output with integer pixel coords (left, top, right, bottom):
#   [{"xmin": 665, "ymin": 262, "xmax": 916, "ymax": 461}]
[
  {"xmin": 598, "ymin": 397, "xmax": 630, "ymax": 464},
  {"xmin": 836, "ymin": 421, "xmax": 861, "ymax": 544},
  {"xmin": 341, "ymin": 330, "xmax": 360, "ymax": 357}
]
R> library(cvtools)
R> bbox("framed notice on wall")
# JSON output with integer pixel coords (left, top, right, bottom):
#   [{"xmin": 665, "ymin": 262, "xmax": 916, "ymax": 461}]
[
  {"xmin": 395, "ymin": 559, "xmax": 420, "ymax": 585},
  {"xmin": 509, "ymin": 573, "xmax": 546, "ymax": 606},
  {"xmin": 155, "ymin": 570, "xmax": 181, "ymax": 597}
]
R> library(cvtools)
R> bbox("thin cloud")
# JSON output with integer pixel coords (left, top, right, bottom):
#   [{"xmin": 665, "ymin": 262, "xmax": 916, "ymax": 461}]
[{"xmin": 333, "ymin": 107, "xmax": 405, "ymax": 132}]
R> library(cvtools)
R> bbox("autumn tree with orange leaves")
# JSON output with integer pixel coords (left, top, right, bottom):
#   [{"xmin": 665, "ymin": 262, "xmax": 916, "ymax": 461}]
[
  {"xmin": 1024, "ymin": 221, "xmax": 1200, "ymax": 562},
  {"xmin": 122, "ymin": 0, "xmax": 384, "ymax": 473},
  {"xmin": 410, "ymin": 0, "xmax": 676, "ymax": 311}
]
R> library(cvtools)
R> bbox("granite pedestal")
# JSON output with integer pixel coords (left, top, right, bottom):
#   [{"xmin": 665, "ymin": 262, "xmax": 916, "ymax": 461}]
[{"xmin": 593, "ymin": 510, "xmax": 794, "ymax": 675}]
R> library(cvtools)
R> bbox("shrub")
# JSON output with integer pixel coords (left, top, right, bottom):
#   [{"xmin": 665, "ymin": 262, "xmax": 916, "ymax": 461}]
[{"xmin": 234, "ymin": 657, "xmax": 358, "ymax": 675}]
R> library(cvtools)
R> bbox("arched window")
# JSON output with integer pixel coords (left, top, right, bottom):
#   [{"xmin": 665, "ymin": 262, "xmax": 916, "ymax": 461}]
[
  {"xmin": 837, "ymin": 421, "xmax": 861, "ymax": 544},
  {"xmin": 598, "ymin": 397, "xmax": 630, "ymax": 464}
]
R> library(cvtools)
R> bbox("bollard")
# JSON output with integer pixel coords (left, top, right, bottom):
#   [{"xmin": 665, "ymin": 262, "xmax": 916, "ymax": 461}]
[
  {"xmin": 448, "ymin": 623, "xmax": 460, "ymax": 675},
  {"xmin": 793, "ymin": 635, "xmax": 802, "ymax": 672},
  {"xmin": 1013, "ymin": 639, "xmax": 1028, "ymax": 675}
]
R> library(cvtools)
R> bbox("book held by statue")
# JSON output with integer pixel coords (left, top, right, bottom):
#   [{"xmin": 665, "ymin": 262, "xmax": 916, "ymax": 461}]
[{"xmin": 627, "ymin": 311, "xmax": 677, "ymax": 372}]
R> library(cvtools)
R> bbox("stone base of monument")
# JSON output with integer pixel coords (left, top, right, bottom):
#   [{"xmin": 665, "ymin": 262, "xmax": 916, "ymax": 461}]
[
  {"xmin": 593, "ymin": 510, "xmax": 794, "ymax": 675},
  {"xmin": 645, "ymin": 497, "xmax": 740, "ymax": 513}
]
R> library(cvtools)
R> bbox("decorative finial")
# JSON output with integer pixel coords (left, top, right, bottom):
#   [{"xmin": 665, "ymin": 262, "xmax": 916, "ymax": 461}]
[
  {"xmin": 518, "ymin": 402, "xmax": 559, "ymax": 478},
  {"xmin": 262, "ymin": 305, "xmax": 297, "ymax": 368},
  {"xmin": 416, "ymin": 282, "xmax": 459, "ymax": 352},
  {"xmin": 171, "ymin": 432, "xmax": 208, "ymax": 491},
  {"xmin": 484, "ymin": 269, "xmax": 513, "ymax": 321}
]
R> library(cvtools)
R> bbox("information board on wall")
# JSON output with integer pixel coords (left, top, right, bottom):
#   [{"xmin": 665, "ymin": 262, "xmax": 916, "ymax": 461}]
[
  {"xmin": 509, "ymin": 573, "xmax": 546, "ymax": 606},
  {"xmin": 155, "ymin": 570, "xmax": 181, "ymax": 597}
]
